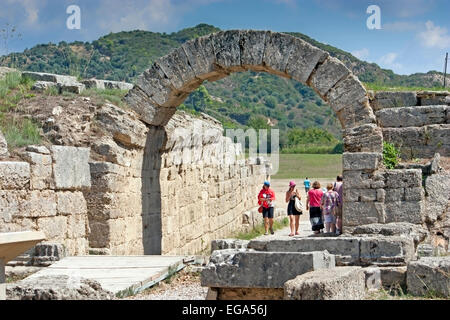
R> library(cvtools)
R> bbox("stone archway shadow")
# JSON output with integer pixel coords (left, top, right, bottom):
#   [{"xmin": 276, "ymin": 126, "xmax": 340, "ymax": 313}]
[{"xmin": 126, "ymin": 30, "xmax": 385, "ymax": 254}]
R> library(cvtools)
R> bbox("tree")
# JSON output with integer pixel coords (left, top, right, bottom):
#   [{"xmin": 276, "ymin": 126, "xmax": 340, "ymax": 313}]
[{"xmin": 1, "ymin": 23, "xmax": 22, "ymax": 67}]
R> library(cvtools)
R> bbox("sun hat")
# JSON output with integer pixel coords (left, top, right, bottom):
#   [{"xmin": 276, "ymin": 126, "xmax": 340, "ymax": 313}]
[
  {"xmin": 289, "ymin": 181, "xmax": 296, "ymax": 187},
  {"xmin": 264, "ymin": 181, "xmax": 270, "ymax": 187}
]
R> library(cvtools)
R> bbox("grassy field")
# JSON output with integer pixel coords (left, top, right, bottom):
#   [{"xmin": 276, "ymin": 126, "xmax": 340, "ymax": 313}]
[
  {"xmin": 272, "ymin": 153, "xmax": 342, "ymax": 179},
  {"xmin": 364, "ymin": 83, "xmax": 449, "ymax": 92}
]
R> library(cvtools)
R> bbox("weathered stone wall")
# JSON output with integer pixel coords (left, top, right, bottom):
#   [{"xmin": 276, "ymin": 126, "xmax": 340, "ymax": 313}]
[
  {"xmin": 370, "ymin": 91, "xmax": 450, "ymax": 159},
  {"xmin": 86, "ymin": 111, "xmax": 269, "ymax": 255},
  {"xmin": 0, "ymin": 146, "xmax": 91, "ymax": 256}
]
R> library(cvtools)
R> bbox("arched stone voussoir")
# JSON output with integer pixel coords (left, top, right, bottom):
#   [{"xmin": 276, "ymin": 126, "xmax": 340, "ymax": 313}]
[
  {"xmin": 125, "ymin": 86, "xmax": 177, "ymax": 127},
  {"xmin": 262, "ymin": 31, "xmax": 298, "ymax": 78},
  {"xmin": 343, "ymin": 124, "xmax": 383, "ymax": 153},
  {"xmin": 308, "ymin": 56, "xmax": 351, "ymax": 98},
  {"xmin": 285, "ymin": 38, "xmax": 329, "ymax": 84},
  {"xmin": 155, "ymin": 46, "xmax": 203, "ymax": 93},
  {"xmin": 336, "ymin": 99, "xmax": 377, "ymax": 129},
  {"xmin": 181, "ymin": 33, "xmax": 221, "ymax": 81},
  {"xmin": 240, "ymin": 30, "xmax": 271, "ymax": 72},
  {"xmin": 325, "ymin": 74, "xmax": 376, "ymax": 129},
  {"xmin": 211, "ymin": 30, "xmax": 246, "ymax": 73},
  {"xmin": 136, "ymin": 64, "xmax": 176, "ymax": 107}
]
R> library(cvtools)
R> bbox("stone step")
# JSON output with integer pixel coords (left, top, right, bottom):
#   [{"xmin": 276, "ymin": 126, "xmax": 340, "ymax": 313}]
[
  {"xmin": 201, "ymin": 249, "xmax": 335, "ymax": 289},
  {"xmin": 284, "ymin": 266, "xmax": 366, "ymax": 300},
  {"xmin": 247, "ymin": 235, "xmax": 416, "ymax": 266}
]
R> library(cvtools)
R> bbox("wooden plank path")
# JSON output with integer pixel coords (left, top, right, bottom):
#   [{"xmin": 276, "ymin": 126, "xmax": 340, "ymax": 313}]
[{"xmin": 23, "ymin": 255, "xmax": 186, "ymax": 297}]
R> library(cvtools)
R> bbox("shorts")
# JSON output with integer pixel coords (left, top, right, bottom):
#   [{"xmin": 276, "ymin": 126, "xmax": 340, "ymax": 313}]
[
  {"xmin": 305, "ymin": 187, "xmax": 310, "ymax": 193},
  {"xmin": 324, "ymin": 213, "xmax": 336, "ymax": 224},
  {"xmin": 262, "ymin": 207, "xmax": 274, "ymax": 219}
]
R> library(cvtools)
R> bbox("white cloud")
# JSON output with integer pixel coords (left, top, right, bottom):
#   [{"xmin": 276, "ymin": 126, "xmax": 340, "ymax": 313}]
[
  {"xmin": 4, "ymin": 0, "xmax": 43, "ymax": 26},
  {"xmin": 95, "ymin": 0, "xmax": 223, "ymax": 33},
  {"xmin": 417, "ymin": 21, "xmax": 450, "ymax": 49},
  {"xmin": 382, "ymin": 21, "xmax": 421, "ymax": 32},
  {"xmin": 379, "ymin": 52, "xmax": 403, "ymax": 70},
  {"xmin": 352, "ymin": 48, "xmax": 369, "ymax": 60}
]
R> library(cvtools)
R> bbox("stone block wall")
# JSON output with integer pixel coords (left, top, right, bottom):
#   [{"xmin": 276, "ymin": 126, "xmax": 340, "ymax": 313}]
[
  {"xmin": 0, "ymin": 146, "xmax": 91, "ymax": 256},
  {"xmin": 370, "ymin": 91, "xmax": 450, "ymax": 159},
  {"xmin": 85, "ymin": 111, "xmax": 269, "ymax": 255},
  {"xmin": 343, "ymin": 165, "xmax": 425, "ymax": 227}
]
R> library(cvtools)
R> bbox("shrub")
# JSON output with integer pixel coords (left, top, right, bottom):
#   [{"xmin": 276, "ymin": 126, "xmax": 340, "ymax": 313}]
[
  {"xmin": 1, "ymin": 118, "xmax": 41, "ymax": 148},
  {"xmin": 383, "ymin": 142, "xmax": 400, "ymax": 169}
]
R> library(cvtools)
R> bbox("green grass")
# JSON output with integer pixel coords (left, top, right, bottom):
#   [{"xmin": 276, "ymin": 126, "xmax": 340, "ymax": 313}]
[
  {"xmin": 364, "ymin": 83, "xmax": 449, "ymax": 92},
  {"xmin": 281, "ymin": 144, "xmax": 341, "ymax": 154},
  {"xmin": 1, "ymin": 118, "xmax": 42, "ymax": 148},
  {"xmin": 235, "ymin": 218, "xmax": 289, "ymax": 240},
  {"xmin": 272, "ymin": 153, "xmax": 342, "ymax": 179},
  {"xmin": 367, "ymin": 284, "xmax": 449, "ymax": 300},
  {"xmin": 0, "ymin": 72, "xmax": 41, "ymax": 149}
]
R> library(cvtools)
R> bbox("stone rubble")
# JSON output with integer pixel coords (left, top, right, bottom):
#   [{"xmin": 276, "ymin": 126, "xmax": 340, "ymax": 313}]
[{"xmin": 406, "ymin": 257, "xmax": 450, "ymax": 297}]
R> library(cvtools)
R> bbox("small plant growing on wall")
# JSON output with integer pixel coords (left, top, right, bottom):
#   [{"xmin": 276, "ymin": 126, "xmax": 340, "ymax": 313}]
[{"xmin": 383, "ymin": 142, "xmax": 400, "ymax": 169}]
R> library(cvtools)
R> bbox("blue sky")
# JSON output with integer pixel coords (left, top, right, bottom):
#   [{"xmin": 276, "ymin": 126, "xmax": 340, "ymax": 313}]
[{"xmin": 0, "ymin": 0, "xmax": 449, "ymax": 75}]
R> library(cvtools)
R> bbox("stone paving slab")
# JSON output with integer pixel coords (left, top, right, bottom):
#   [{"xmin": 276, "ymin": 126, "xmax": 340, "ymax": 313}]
[
  {"xmin": 18, "ymin": 255, "xmax": 186, "ymax": 296},
  {"xmin": 201, "ymin": 249, "xmax": 335, "ymax": 288}
]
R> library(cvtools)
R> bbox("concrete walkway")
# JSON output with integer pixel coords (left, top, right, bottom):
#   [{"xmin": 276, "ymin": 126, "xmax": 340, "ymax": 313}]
[{"xmin": 20, "ymin": 255, "xmax": 186, "ymax": 296}]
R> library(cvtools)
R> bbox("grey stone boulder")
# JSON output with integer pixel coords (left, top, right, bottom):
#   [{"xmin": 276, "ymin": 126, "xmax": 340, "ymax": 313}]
[
  {"xmin": 201, "ymin": 249, "xmax": 335, "ymax": 289},
  {"xmin": 363, "ymin": 267, "xmax": 382, "ymax": 291},
  {"xmin": 26, "ymin": 145, "xmax": 51, "ymax": 155},
  {"xmin": 343, "ymin": 152, "xmax": 381, "ymax": 171},
  {"xmin": 32, "ymin": 242, "xmax": 67, "ymax": 267},
  {"xmin": 51, "ymin": 146, "xmax": 91, "ymax": 190},
  {"xmin": 210, "ymin": 239, "xmax": 249, "ymax": 252},
  {"xmin": 0, "ymin": 130, "xmax": 9, "ymax": 158},
  {"xmin": 248, "ymin": 237, "xmax": 360, "ymax": 266},
  {"xmin": 380, "ymin": 266, "xmax": 407, "ymax": 288},
  {"xmin": 419, "ymin": 91, "xmax": 450, "ymax": 106},
  {"xmin": 95, "ymin": 103, "xmax": 148, "ymax": 148},
  {"xmin": 424, "ymin": 172, "xmax": 450, "ymax": 224},
  {"xmin": 351, "ymin": 222, "xmax": 429, "ymax": 248},
  {"xmin": 407, "ymin": 257, "xmax": 450, "ymax": 297},
  {"xmin": 359, "ymin": 236, "xmax": 416, "ymax": 266},
  {"xmin": 6, "ymin": 275, "xmax": 113, "ymax": 300},
  {"xmin": 371, "ymin": 91, "xmax": 417, "ymax": 111},
  {"xmin": 376, "ymin": 105, "xmax": 448, "ymax": 128},
  {"xmin": 248, "ymin": 235, "xmax": 415, "ymax": 266},
  {"xmin": 31, "ymin": 81, "xmax": 58, "ymax": 93},
  {"xmin": 22, "ymin": 72, "xmax": 85, "ymax": 94},
  {"xmin": 284, "ymin": 267, "xmax": 366, "ymax": 300},
  {"xmin": 82, "ymin": 79, "xmax": 134, "ymax": 91}
]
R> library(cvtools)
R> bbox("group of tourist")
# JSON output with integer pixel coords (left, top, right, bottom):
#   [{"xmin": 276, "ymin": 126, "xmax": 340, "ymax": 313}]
[{"xmin": 257, "ymin": 176, "xmax": 343, "ymax": 236}]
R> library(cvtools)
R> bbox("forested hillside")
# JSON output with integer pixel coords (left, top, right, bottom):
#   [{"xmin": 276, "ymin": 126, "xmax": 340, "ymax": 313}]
[{"xmin": 1, "ymin": 23, "xmax": 447, "ymax": 151}]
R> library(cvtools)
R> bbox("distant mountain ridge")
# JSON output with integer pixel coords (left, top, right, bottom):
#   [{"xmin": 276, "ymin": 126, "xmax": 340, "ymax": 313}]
[
  {"xmin": 0, "ymin": 23, "xmax": 448, "ymax": 145},
  {"xmin": 1, "ymin": 23, "xmax": 447, "ymax": 87}
]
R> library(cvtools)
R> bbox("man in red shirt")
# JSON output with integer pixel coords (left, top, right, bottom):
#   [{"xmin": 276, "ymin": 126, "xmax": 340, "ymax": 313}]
[{"xmin": 258, "ymin": 181, "xmax": 276, "ymax": 235}]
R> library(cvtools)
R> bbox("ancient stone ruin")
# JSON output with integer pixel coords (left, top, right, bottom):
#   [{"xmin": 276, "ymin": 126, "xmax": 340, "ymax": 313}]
[{"xmin": 0, "ymin": 30, "xmax": 449, "ymax": 299}]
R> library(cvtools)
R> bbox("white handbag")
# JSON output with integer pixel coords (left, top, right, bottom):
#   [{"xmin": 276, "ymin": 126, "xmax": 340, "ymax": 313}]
[{"xmin": 294, "ymin": 196, "xmax": 303, "ymax": 212}]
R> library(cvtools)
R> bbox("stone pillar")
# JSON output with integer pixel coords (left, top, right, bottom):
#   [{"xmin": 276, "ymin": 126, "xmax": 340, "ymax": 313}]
[{"xmin": 0, "ymin": 258, "xmax": 5, "ymax": 300}]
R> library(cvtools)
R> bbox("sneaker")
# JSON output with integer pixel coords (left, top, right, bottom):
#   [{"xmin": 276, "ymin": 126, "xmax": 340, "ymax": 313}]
[
  {"xmin": 270, "ymin": 228, "xmax": 274, "ymax": 235},
  {"xmin": 264, "ymin": 232, "xmax": 269, "ymax": 236}
]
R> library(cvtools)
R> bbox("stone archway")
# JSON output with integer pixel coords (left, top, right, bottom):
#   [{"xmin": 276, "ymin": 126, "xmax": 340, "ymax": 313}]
[{"xmin": 125, "ymin": 30, "xmax": 385, "ymax": 254}]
